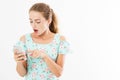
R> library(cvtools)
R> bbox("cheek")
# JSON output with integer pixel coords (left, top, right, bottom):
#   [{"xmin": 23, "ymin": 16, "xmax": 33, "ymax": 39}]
[
  {"xmin": 38, "ymin": 24, "xmax": 48, "ymax": 31},
  {"xmin": 44, "ymin": 24, "xmax": 48, "ymax": 29},
  {"xmin": 42, "ymin": 23, "xmax": 48, "ymax": 29},
  {"xmin": 43, "ymin": 21, "xmax": 49, "ymax": 27}
]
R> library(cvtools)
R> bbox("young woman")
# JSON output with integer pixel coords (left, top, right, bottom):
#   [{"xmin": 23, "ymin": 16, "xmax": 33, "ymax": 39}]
[{"xmin": 13, "ymin": 3, "xmax": 70, "ymax": 80}]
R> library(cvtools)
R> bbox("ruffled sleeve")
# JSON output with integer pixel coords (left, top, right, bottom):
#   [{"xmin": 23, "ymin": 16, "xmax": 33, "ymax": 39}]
[
  {"xmin": 13, "ymin": 41, "xmax": 27, "ymax": 53},
  {"xmin": 58, "ymin": 40, "xmax": 71, "ymax": 54}
]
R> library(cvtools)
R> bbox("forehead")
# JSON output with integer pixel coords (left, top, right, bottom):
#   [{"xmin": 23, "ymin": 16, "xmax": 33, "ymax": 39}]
[{"xmin": 29, "ymin": 11, "xmax": 45, "ymax": 20}]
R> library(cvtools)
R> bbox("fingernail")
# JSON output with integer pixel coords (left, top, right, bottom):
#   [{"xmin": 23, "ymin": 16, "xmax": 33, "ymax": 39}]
[{"xmin": 30, "ymin": 53, "xmax": 33, "ymax": 56}]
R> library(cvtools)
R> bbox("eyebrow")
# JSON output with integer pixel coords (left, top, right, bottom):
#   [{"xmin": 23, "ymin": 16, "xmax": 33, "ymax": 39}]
[{"xmin": 29, "ymin": 18, "xmax": 41, "ymax": 21}]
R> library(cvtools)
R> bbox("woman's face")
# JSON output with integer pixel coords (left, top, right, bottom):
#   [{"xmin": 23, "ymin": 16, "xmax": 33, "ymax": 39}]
[{"xmin": 29, "ymin": 11, "xmax": 50, "ymax": 36}]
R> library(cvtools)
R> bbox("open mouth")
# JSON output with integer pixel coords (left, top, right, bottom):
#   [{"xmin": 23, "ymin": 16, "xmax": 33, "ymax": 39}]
[{"xmin": 34, "ymin": 29, "xmax": 38, "ymax": 32}]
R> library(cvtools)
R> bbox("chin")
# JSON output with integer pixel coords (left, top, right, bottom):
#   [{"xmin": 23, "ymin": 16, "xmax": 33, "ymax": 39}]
[{"xmin": 36, "ymin": 32, "xmax": 44, "ymax": 36}]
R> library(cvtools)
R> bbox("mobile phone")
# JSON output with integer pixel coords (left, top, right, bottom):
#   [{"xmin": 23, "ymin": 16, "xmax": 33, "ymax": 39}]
[{"xmin": 13, "ymin": 45, "xmax": 23, "ymax": 54}]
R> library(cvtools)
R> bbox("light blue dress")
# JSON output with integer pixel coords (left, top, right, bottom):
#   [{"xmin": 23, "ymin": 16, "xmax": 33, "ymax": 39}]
[{"xmin": 14, "ymin": 33, "xmax": 70, "ymax": 80}]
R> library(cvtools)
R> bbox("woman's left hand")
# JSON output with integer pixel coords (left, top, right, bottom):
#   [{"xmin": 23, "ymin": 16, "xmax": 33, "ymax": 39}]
[{"xmin": 27, "ymin": 49, "xmax": 46, "ymax": 58}]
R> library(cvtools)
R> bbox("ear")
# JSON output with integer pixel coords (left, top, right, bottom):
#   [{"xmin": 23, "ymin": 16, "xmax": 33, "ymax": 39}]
[{"xmin": 48, "ymin": 18, "xmax": 52, "ymax": 25}]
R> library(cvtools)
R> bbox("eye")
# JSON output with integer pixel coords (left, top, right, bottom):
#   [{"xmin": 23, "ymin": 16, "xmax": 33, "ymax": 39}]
[
  {"xmin": 36, "ymin": 22, "xmax": 41, "ymax": 24},
  {"xmin": 30, "ymin": 21, "xmax": 33, "ymax": 23}
]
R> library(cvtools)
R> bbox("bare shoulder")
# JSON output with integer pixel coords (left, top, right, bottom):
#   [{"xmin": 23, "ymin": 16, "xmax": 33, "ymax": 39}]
[
  {"xmin": 19, "ymin": 35, "xmax": 26, "ymax": 43},
  {"xmin": 60, "ymin": 35, "xmax": 66, "ymax": 41}
]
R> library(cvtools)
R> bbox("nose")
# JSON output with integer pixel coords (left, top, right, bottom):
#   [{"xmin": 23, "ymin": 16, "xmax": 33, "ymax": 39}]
[{"xmin": 32, "ymin": 22, "xmax": 36, "ymax": 28}]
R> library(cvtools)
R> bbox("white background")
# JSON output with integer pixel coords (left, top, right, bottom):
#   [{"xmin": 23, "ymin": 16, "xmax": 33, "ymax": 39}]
[{"xmin": 0, "ymin": 0, "xmax": 120, "ymax": 80}]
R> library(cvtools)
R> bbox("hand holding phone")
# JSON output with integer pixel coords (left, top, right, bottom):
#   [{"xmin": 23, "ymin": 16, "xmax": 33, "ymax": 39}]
[{"xmin": 13, "ymin": 45, "xmax": 27, "ymax": 61}]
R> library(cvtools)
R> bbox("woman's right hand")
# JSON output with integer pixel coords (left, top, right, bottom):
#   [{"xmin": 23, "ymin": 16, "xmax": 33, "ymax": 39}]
[{"xmin": 14, "ymin": 50, "xmax": 27, "ymax": 63}]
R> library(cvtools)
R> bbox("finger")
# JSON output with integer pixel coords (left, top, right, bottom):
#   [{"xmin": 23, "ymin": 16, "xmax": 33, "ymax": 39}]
[
  {"xmin": 29, "ymin": 50, "xmax": 36, "ymax": 56},
  {"xmin": 27, "ymin": 50, "xmax": 33, "ymax": 53},
  {"xmin": 14, "ymin": 57, "xmax": 22, "ymax": 62},
  {"xmin": 40, "ymin": 49, "xmax": 45, "ymax": 53},
  {"xmin": 16, "ymin": 59, "xmax": 26, "ymax": 63},
  {"xmin": 29, "ymin": 53, "xmax": 33, "ymax": 56},
  {"xmin": 17, "ymin": 56, "xmax": 26, "ymax": 61},
  {"xmin": 30, "ymin": 53, "xmax": 35, "ymax": 58},
  {"xmin": 14, "ymin": 49, "xmax": 19, "ymax": 54},
  {"xmin": 14, "ymin": 53, "xmax": 22, "ymax": 59},
  {"xmin": 17, "ymin": 53, "xmax": 25, "ymax": 57},
  {"xmin": 15, "ymin": 54, "xmax": 25, "ymax": 60},
  {"xmin": 36, "ymin": 54, "xmax": 40, "ymax": 58},
  {"xmin": 14, "ymin": 53, "xmax": 24, "ymax": 61},
  {"xmin": 34, "ymin": 53, "xmax": 40, "ymax": 58}
]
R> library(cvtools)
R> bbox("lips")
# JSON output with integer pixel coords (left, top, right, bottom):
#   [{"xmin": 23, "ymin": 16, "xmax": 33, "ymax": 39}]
[{"xmin": 34, "ymin": 29, "xmax": 38, "ymax": 32}]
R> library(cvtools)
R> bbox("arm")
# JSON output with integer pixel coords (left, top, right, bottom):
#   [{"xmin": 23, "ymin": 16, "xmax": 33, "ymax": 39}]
[
  {"xmin": 43, "ymin": 36, "xmax": 66, "ymax": 77},
  {"xmin": 43, "ymin": 54, "xmax": 65, "ymax": 77},
  {"xmin": 16, "ymin": 61, "xmax": 27, "ymax": 77},
  {"xmin": 14, "ymin": 35, "xmax": 27, "ymax": 77}
]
